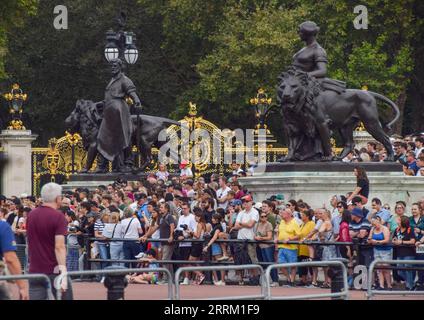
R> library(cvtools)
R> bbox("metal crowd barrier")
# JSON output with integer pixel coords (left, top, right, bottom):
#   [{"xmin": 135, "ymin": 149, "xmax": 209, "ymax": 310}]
[
  {"xmin": 54, "ymin": 267, "xmax": 173, "ymax": 300},
  {"xmin": 0, "ymin": 273, "xmax": 53, "ymax": 300},
  {"xmin": 367, "ymin": 259, "xmax": 424, "ymax": 300},
  {"xmin": 174, "ymin": 264, "xmax": 266, "ymax": 300},
  {"xmin": 265, "ymin": 261, "xmax": 349, "ymax": 300}
]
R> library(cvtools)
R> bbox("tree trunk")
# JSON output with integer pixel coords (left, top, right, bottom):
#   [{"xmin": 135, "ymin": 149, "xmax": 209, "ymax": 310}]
[{"xmin": 394, "ymin": 91, "xmax": 407, "ymax": 136}]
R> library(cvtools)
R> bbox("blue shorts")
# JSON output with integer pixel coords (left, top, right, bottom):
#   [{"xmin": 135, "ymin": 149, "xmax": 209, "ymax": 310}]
[
  {"xmin": 211, "ymin": 243, "xmax": 222, "ymax": 256},
  {"xmin": 278, "ymin": 248, "xmax": 298, "ymax": 264}
]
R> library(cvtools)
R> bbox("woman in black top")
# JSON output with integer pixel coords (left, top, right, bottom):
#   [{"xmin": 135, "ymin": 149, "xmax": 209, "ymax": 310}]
[
  {"xmin": 347, "ymin": 166, "xmax": 369, "ymax": 205},
  {"xmin": 203, "ymin": 214, "xmax": 225, "ymax": 285},
  {"xmin": 393, "ymin": 216, "xmax": 416, "ymax": 290}
]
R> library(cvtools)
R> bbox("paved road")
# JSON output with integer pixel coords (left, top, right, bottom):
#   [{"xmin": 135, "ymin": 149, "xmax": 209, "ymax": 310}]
[{"xmin": 58, "ymin": 283, "xmax": 424, "ymax": 300}]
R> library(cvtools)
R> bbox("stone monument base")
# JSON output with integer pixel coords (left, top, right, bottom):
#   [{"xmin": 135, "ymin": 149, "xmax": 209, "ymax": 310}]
[
  {"xmin": 62, "ymin": 173, "xmax": 151, "ymax": 191},
  {"xmin": 0, "ymin": 130, "xmax": 37, "ymax": 197},
  {"xmin": 239, "ymin": 162, "xmax": 424, "ymax": 209}
]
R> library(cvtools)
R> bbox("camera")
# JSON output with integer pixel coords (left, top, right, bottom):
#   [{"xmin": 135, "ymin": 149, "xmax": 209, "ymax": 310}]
[
  {"xmin": 69, "ymin": 226, "xmax": 77, "ymax": 232},
  {"xmin": 174, "ymin": 229, "xmax": 184, "ymax": 240},
  {"xmin": 180, "ymin": 224, "xmax": 188, "ymax": 231}
]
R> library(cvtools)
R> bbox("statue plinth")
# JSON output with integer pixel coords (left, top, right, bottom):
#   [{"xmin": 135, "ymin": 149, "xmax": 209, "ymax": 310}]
[
  {"xmin": 353, "ymin": 130, "xmax": 376, "ymax": 150},
  {"xmin": 240, "ymin": 162, "xmax": 424, "ymax": 210},
  {"xmin": 0, "ymin": 130, "xmax": 38, "ymax": 197}
]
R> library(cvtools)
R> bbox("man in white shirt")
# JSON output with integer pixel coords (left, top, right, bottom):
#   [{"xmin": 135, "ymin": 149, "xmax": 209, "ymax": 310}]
[
  {"xmin": 415, "ymin": 137, "xmax": 424, "ymax": 158},
  {"xmin": 216, "ymin": 177, "xmax": 232, "ymax": 210},
  {"xmin": 416, "ymin": 155, "xmax": 424, "ymax": 177},
  {"xmin": 175, "ymin": 202, "xmax": 197, "ymax": 285},
  {"xmin": 234, "ymin": 195, "xmax": 259, "ymax": 277},
  {"xmin": 120, "ymin": 208, "xmax": 143, "ymax": 268}
]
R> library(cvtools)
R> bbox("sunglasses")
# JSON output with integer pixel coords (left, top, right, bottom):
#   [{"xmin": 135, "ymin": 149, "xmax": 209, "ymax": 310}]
[
  {"xmin": 337, "ymin": 205, "xmax": 344, "ymax": 208},
  {"xmin": 260, "ymin": 215, "xmax": 267, "ymax": 218}
]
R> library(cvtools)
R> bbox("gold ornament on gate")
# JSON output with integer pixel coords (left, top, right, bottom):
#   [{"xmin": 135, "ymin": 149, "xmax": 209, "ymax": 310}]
[{"xmin": 2, "ymin": 83, "xmax": 28, "ymax": 130}]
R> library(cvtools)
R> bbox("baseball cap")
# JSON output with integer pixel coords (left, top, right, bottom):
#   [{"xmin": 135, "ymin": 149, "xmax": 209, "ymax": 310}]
[
  {"xmin": 135, "ymin": 193, "xmax": 147, "ymax": 201},
  {"xmin": 254, "ymin": 202, "xmax": 262, "ymax": 210},
  {"xmin": 351, "ymin": 208, "xmax": 364, "ymax": 218},
  {"xmin": 230, "ymin": 199, "xmax": 242, "ymax": 206},
  {"xmin": 11, "ymin": 198, "xmax": 21, "ymax": 206},
  {"xmin": 241, "ymin": 194, "xmax": 253, "ymax": 203},
  {"xmin": 86, "ymin": 212, "xmax": 96, "ymax": 218}
]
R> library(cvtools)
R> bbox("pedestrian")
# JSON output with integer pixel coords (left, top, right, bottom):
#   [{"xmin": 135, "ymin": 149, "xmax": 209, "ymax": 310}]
[
  {"xmin": 0, "ymin": 220, "xmax": 28, "ymax": 300},
  {"xmin": 275, "ymin": 208, "xmax": 301, "ymax": 286},
  {"xmin": 26, "ymin": 183, "xmax": 72, "ymax": 300},
  {"xmin": 368, "ymin": 216, "xmax": 392, "ymax": 290},
  {"xmin": 121, "ymin": 207, "xmax": 143, "ymax": 268},
  {"xmin": 393, "ymin": 216, "xmax": 416, "ymax": 290},
  {"xmin": 347, "ymin": 166, "xmax": 369, "ymax": 205},
  {"xmin": 65, "ymin": 210, "xmax": 80, "ymax": 272},
  {"xmin": 234, "ymin": 195, "xmax": 260, "ymax": 283},
  {"xmin": 298, "ymin": 209, "xmax": 316, "ymax": 287},
  {"xmin": 102, "ymin": 212, "xmax": 124, "ymax": 267}
]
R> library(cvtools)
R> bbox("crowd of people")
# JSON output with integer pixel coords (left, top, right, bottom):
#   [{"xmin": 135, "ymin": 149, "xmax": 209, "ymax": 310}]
[
  {"xmin": 0, "ymin": 135, "xmax": 424, "ymax": 300},
  {"xmin": 344, "ymin": 137, "xmax": 424, "ymax": 177}
]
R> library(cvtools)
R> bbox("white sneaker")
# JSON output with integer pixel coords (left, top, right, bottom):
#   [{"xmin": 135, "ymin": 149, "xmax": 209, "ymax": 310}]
[
  {"xmin": 214, "ymin": 280, "xmax": 226, "ymax": 286},
  {"xmin": 134, "ymin": 252, "xmax": 145, "ymax": 259},
  {"xmin": 181, "ymin": 277, "xmax": 190, "ymax": 285},
  {"xmin": 217, "ymin": 255, "xmax": 229, "ymax": 261},
  {"xmin": 270, "ymin": 282, "xmax": 279, "ymax": 287}
]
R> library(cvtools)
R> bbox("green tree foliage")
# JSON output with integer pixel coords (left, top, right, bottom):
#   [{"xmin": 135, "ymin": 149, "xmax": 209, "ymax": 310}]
[
  {"xmin": 2, "ymin": 0, "xmax": 422, "ymax": 143},
  {"xmin": 0, "ymin": 0, "xmax": 38, "ymax": 79}
]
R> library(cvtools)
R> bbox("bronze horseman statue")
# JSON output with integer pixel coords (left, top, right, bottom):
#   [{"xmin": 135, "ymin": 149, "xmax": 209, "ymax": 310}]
[{"xmin": 277, "ymin": 21, "xmax": 400, "ymax": 162}]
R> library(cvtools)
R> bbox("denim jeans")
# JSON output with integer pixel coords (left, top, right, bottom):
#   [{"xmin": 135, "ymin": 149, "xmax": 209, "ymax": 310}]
[
  {"xmin": 97, "ymin": 242, "xmax": 110, "ymax": 269},
  {"xmin": 397, "ymin": 256, "xmax": 415, "ymax": 289},
  {"xmin": 123, "ymin": 241, "xmax": 141, "ymax": 268},
  {"xmin": 417, "ymin": 253, "xmax": 424, "ymax": 285},
  {"xmin": 109, "ymin": 243, "xmax": 124, "ymax": 267},
  {"xmin": 260, "ymin": 246, "xmax": 278, "ymax": 282},
  {"xmin": 29, "ymin": 274, "xmax": 73, "ymax": 300}
]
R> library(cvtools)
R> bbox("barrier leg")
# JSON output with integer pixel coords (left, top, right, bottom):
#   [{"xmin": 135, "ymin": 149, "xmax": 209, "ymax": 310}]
[{"xmin": 103, "ymin": 266, "xmax": 129, "ymax": 300}]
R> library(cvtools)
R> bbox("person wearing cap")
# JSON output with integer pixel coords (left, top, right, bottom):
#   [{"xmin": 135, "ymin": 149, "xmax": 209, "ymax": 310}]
[
  {"xmin": 349, "ymin": 207, "xmax": 373, "ymax": 268},
  {"xmin": 234, "ymin": 195, "xmax": 260, "ymax": 280},
  {"xmin": 179, "ymin": 160, "xmax": 193, "ymax": 180},
  {"xmin": 227, "ymin": 199, "xmax": 242, "ymax": 238}
]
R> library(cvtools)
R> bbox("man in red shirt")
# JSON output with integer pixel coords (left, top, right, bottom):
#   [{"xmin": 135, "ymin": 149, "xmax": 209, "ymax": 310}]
[{"xmin": 27, "ymin": 182, "xmax": 72, "ymax": 300}]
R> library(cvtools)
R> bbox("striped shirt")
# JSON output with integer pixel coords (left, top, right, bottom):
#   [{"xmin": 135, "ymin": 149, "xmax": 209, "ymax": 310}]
[{"xmin": 94, "ymin": 219, "xmax": 105, "ymax": 235}]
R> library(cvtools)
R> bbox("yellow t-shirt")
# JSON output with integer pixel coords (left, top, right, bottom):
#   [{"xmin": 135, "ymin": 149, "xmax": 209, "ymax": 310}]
[
  {"xmin": 298, "ymin": 220, "xmax": 316, "ymax": 257},
  {"xmin": 278, "ymin": 219, "xmax": 301, "ymax": 250}
]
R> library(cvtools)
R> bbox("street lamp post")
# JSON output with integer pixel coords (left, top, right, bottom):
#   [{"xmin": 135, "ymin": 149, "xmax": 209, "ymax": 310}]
[
  {"xmin": 2, "ymin": 83, "xmax": 28, "ymax": 130},
  {"xmin": 104, "ymin": 12, "xmax": 139, "ymax": 65},
  {"xmin": 249, "ymin": 88, "xmax": 273, "ymax": 130}
]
